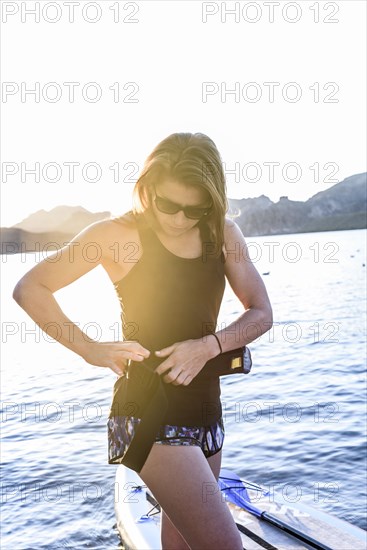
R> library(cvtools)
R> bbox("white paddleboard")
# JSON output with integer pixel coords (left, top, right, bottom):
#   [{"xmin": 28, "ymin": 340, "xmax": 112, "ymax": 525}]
[{"xmin": 114, "ymin": 465, "xmax": 366, "ymax": 550}]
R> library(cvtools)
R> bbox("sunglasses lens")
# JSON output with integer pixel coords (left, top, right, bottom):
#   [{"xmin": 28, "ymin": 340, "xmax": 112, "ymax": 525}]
[
  {"xmin": 155, "ymin": 197, "xmax": 180, "ymax": 215},
  {"xmin": 185, "ymin": 208, "xmax": 210, "ymax": 219},
  {"xmin": 154, "ymin": 194, "xmax": 211, "ymax": 219}
]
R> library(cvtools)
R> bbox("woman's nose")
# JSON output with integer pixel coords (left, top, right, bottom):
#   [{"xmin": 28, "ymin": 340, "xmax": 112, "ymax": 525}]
[{"xmin": 172, "ymin": 209, "xmax": 187, "ymax": 225}]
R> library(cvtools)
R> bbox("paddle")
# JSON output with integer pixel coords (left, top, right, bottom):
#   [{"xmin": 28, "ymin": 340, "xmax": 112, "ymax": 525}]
[{"xmin": 218, "ymin": 469, "xmax": 333, "ymax": 550}]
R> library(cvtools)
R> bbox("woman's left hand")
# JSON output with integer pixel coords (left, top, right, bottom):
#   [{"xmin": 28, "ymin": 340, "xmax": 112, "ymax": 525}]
[{"xmin": 153, "ymin": 338, "xmax": 217, "ymax": 386}]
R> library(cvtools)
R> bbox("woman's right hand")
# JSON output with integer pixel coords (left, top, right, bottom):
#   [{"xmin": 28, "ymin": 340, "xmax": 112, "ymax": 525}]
[{"xmin": 82, "ymin": 340, "xmax": 151, "ymax": 377}]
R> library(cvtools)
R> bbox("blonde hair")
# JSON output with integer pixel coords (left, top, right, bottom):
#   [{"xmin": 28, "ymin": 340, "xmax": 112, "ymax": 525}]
[{"xmin": 129, "ymin": 132, "xmax": 228, "ymax": 256}]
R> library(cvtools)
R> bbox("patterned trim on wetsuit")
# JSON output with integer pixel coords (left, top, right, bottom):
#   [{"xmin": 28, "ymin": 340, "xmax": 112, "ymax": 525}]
[
  {"xmin": 107, "ymin": 416, "xmax": 225, "ymax": 463},
  {"xmin": 154, "ymin": 417, "xmax": 225, "ymax": 458}
]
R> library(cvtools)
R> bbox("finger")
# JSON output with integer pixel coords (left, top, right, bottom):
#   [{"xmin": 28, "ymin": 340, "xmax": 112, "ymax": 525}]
[
  {"xmin": 121, "ymin": 349, "xmax": 149, "ymax": 363},
  {"xmin": 155, "ymin": 344, "xmax": 175, "ymax": 358},
  {"xmin": 133, "ymin": 344, "xmax": 151, "ymax": 358},
  {"xmin": 154, "ymin": 359, "xmax": 174, "ymax": 377},
  {"xmin": 109, "ymin": 365, "xmax": 125, "ymax": 377},
  {"xmin": 182, "ymin": 374, "xmax": 193, "ymax": 386},
  {"xmin": 163, "ymin": 368, "xmax": 180, "ymax": 384},
  {"xmin": 123, "ymin": 341, "xmax": 151, "ymax": 358},
  {"xmin": 171, "ymin": 372, "xmax": 190, "ymax": 386},
  {"xmin": 126, "ymin": 351, "xmax": 147, "ymax": 362},
  {"xmin": 161, "ymin": 365, "xmax": 188, "ymax": 385}
]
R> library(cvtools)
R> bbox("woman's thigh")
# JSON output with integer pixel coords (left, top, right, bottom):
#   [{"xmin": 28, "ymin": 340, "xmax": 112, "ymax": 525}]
[
  {"xmin": 139, "ymin": 444, "xmax": 242, "ymax": 550},
  {"xmin": 160, "ymin": 450, "xmax": 223, "ymax": 549}
]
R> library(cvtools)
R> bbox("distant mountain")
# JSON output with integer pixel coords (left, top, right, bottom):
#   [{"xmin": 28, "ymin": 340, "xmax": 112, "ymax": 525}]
[
  {"xmin": 11, "ymin": 205, "xmax": 111, "ymax": 234},
  {"xmin": 1, "ymin": 205, "xmax": 113, "ymax": 255},
  {"xmin": 228, "ymin": 172, "xmax": 367, "ymax": 236},
  {"xmin": 1, "ymin": 173, "xmax": 366, "ymax": 254}
]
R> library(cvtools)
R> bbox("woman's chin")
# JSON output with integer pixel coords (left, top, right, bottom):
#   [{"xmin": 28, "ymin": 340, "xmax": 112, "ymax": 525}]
[{"xmin": 163, "ymin": 222, "xmax": 196, "ymax": 236}]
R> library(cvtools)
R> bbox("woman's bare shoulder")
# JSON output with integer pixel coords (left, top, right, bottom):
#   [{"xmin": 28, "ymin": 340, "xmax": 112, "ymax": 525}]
[
  {"xmin": 89, "ymin": 211, "xmax": 139, "ymax": 242},
  {"xmin": 223, "ymin": 216, "xmax": 244, "ymax": 239},
  {"xmin": 224, "ymin": 216, "xmax": 236, "ymax": 229},
  {"xmin": 84, "ymin": 212, "xmax": 142, "ymax": 283},
  {"xmin": 108, "ymin": 210, "xmax": 136, "ymax": 226}
]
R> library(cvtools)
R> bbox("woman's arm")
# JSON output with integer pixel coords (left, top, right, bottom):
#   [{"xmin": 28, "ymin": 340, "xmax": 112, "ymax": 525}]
[
  {"xmin": 214, "ymin": 218, "xmax": 273, "ymax": 352},
  {"xmin": 12, "ymin": 220, "xmax": 150, "ymax": 375}
]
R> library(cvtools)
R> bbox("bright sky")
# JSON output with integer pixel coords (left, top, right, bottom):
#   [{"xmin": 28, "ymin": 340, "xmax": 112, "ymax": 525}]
[{"xmin": 1, "ymin": 0, "xmax": 366, "ymax": 227}]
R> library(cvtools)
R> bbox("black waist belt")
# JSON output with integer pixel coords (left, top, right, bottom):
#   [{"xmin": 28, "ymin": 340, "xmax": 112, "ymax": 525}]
[{"xmin": 198, "ymin": 345, "xmax": 252, "ymax": 378}]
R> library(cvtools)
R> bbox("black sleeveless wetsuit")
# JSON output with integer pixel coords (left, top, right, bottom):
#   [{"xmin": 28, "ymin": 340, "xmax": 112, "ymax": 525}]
[{"xmin": 113, "ymin": 211, "xmax": 226, "ymax": 427}]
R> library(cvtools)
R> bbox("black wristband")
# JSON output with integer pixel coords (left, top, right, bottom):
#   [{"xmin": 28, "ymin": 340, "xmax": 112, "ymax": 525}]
[{"xmin": 210, "ymin": 332, "xmax": 222, "ymax": 355}]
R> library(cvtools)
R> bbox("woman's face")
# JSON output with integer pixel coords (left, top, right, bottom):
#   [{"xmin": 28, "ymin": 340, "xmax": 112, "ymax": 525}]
[{"xmin": 151, "ymin": 179, "xmax": 211, "ymax": 237}]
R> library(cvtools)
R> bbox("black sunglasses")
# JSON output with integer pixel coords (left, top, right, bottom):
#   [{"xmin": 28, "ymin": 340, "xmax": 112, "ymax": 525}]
[{"xmin": 153, "ymin": 189, "xmax": 212, "ymax": 220}]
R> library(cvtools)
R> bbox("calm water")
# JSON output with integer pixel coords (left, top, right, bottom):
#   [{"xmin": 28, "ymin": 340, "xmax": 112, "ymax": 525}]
[{"xmin": 1, "ymin": 229, "xmax": 366, "ymax": 549}]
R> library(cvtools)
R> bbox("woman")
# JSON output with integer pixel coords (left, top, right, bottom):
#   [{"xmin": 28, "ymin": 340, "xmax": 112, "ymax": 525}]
[{"xmin": 13, "ymin": 132, "xmax": 273, "ymax": 549}]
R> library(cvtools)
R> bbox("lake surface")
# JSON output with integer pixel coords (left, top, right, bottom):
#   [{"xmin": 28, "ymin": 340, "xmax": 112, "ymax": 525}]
[{"xmin": 1, "ymin": 229, "xmax": 366, "ymax": 549}]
